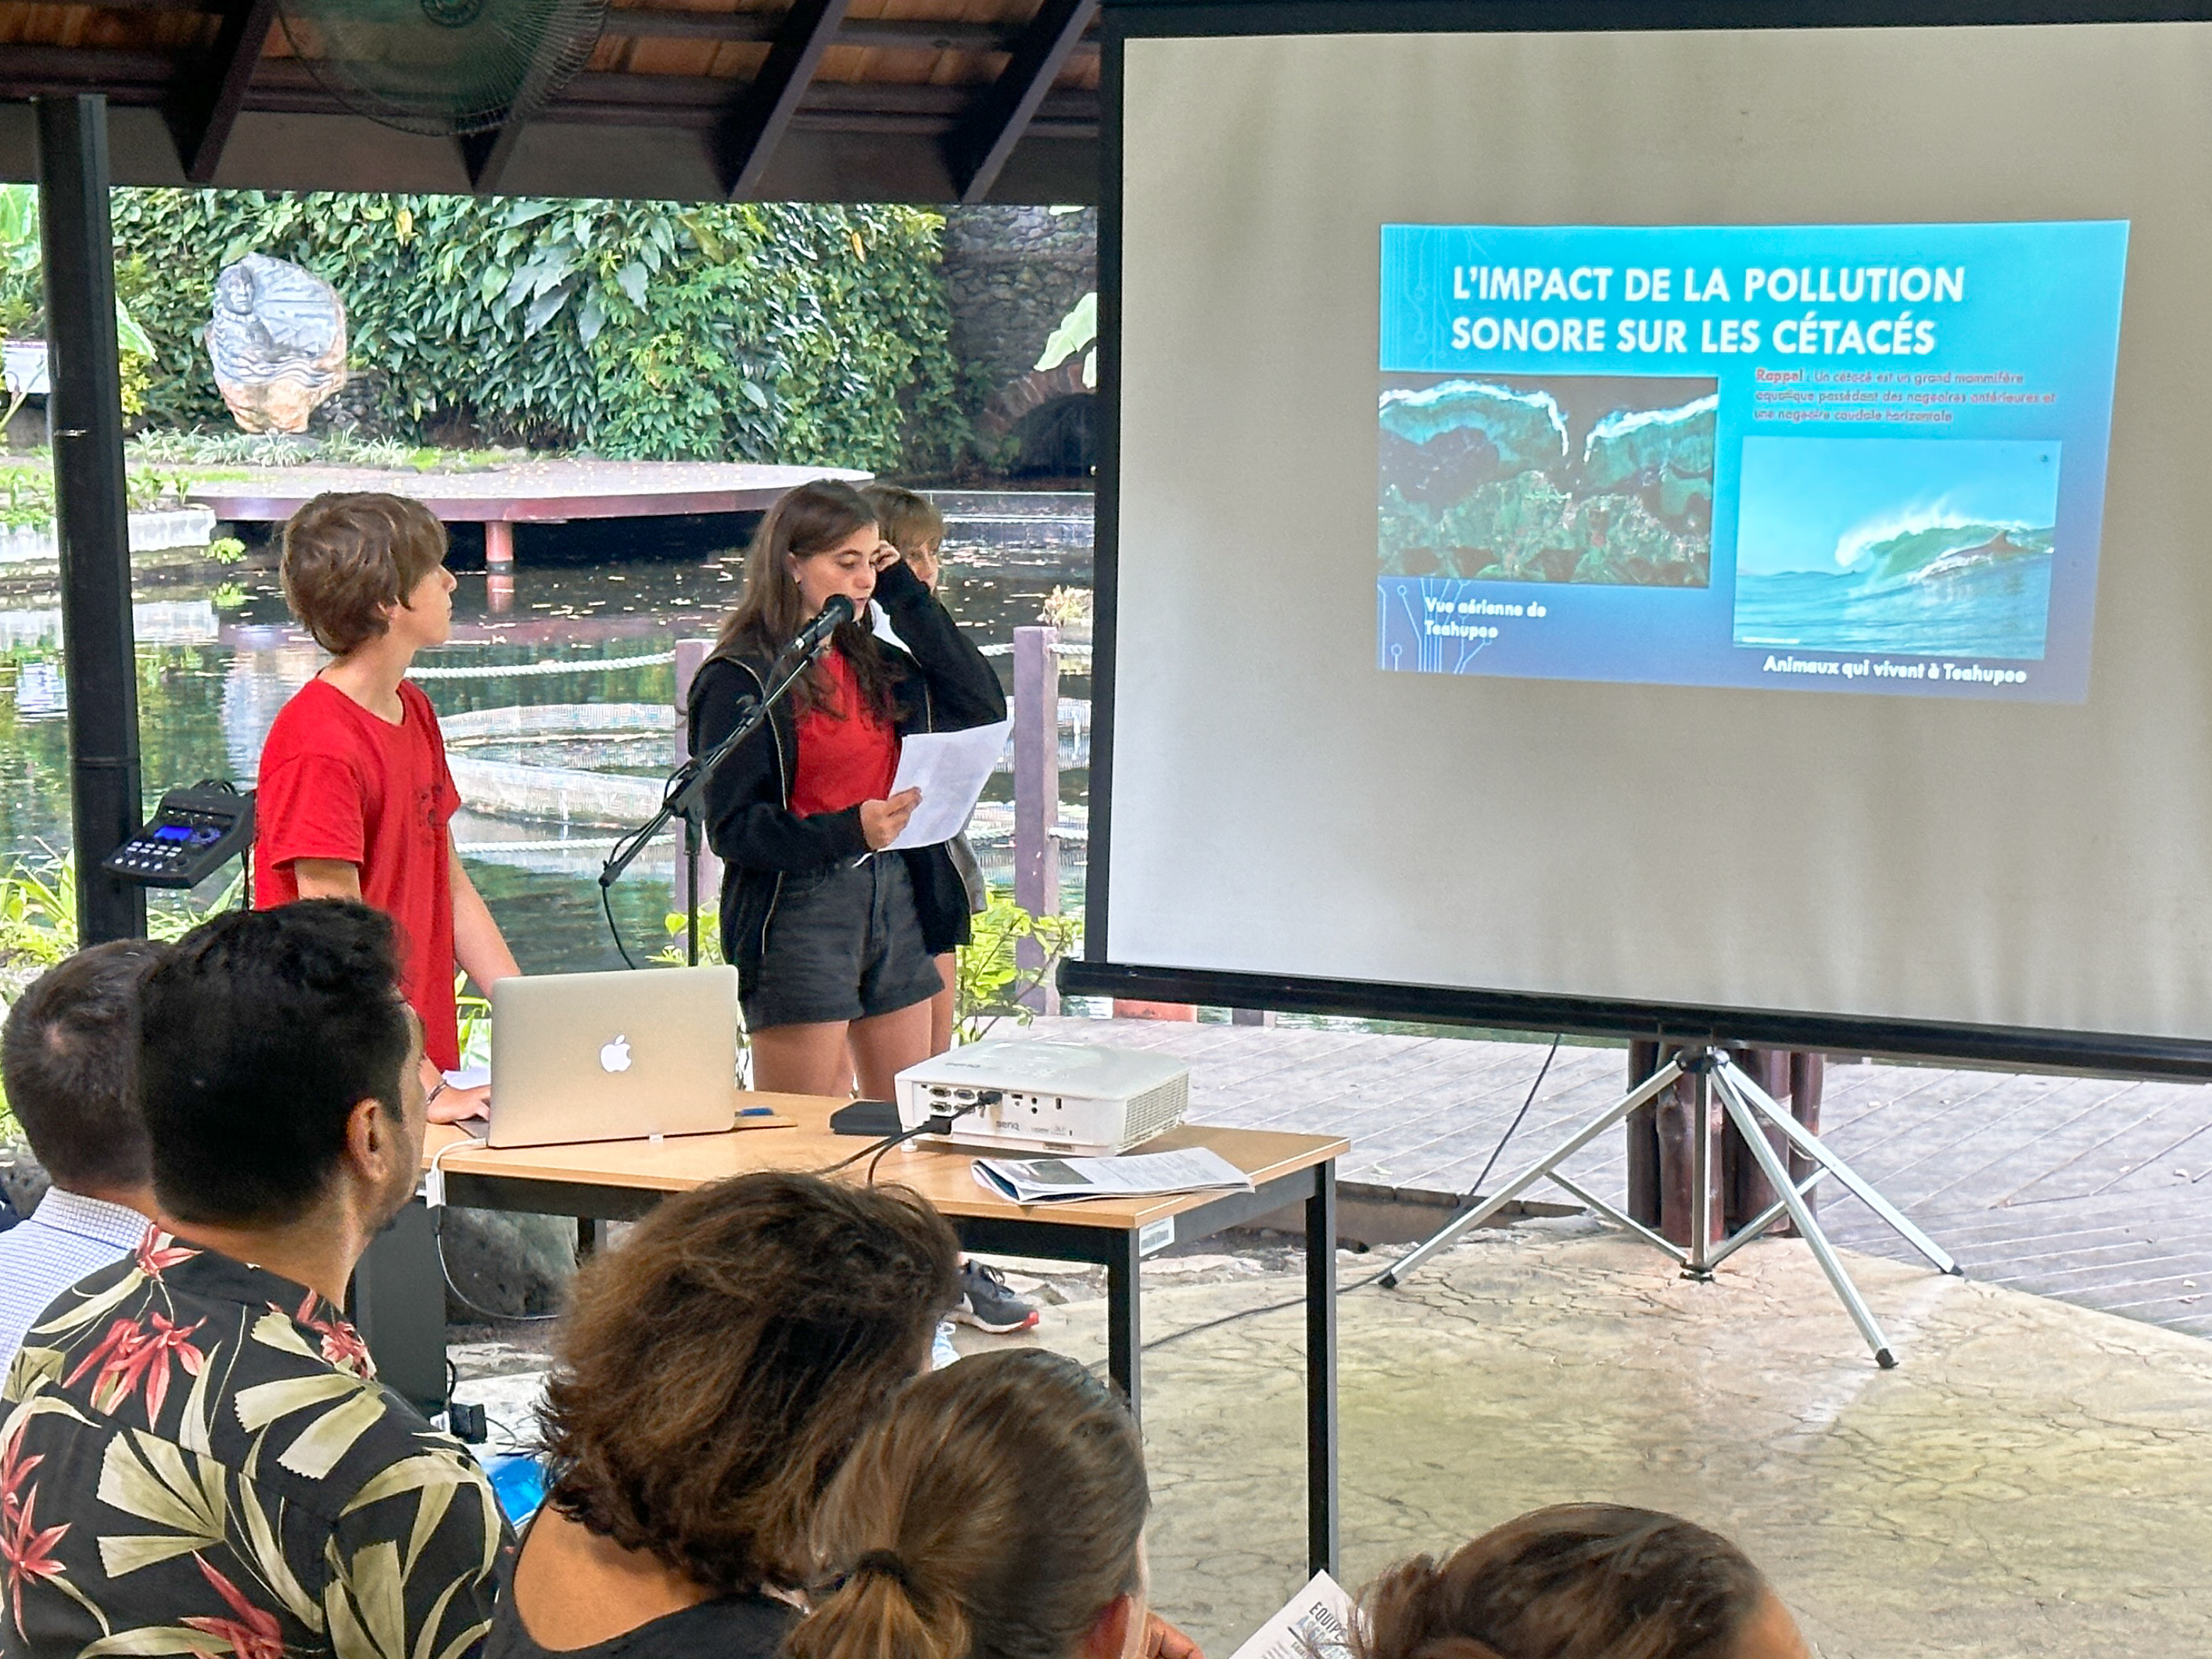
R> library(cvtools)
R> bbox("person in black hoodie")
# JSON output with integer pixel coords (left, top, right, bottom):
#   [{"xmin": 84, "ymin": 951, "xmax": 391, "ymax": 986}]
[
  {"xmin": 689, "ymin": 478, "xmax": 1006, "ymax": 1102},
  {"xmin": 690, "ymin": 482, "xmax": 1034, "ymax": 1335}
]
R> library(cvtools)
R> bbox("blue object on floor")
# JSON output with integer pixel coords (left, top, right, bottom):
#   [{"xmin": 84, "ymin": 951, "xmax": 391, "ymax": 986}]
[
  {"xmin": 930, "ymin": 1318, "xmax": 959, "ymax": 1370},
  {"xmin": 485, "ymin": 1453, "xmax": 547, "ymax": 1525}
]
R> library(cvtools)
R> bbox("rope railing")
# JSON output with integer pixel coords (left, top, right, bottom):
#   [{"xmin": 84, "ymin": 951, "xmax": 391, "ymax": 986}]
[
  {"xmin": 453, "ymin": 835, "xmax": 653, "ymax": 856},
  {"xmin": 411, "ymin": 650, "xmax": 676, "ymax": 682},
  {"xmin": 977, "ymin": 640, "xmax": 1091, "ymax": 660}
]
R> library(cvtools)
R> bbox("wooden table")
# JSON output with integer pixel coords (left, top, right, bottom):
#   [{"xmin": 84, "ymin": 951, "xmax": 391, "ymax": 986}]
[{"xmin": 355, "ymin": 1096, "xmax": 1350, "ymax": 1575}]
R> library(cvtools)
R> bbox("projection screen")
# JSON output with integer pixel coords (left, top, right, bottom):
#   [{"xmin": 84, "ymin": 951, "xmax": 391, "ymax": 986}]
[{"xmin": 1070, "ymin": 5, "xmax": 2212, "ymax": 1073}]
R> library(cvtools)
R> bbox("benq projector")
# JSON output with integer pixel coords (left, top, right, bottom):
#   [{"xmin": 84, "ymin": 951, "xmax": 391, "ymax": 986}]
[{"xmin": 894, "ymin": 1040, "xmax": 1192, "ymax": 1157}]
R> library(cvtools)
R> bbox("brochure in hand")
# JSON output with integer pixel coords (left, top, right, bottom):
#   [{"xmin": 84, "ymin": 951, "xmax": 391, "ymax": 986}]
[
  {"xmin": 1226, "ymin": 1571, "xmax": 1358, "ymax": 1659},
  {"xmin": 972, "ymin": 1146, "xmax": 1253, "ymax": 1205}
]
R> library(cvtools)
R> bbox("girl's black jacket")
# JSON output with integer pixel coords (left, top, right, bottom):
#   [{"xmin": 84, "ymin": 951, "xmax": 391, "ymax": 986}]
[{"xmin": 687, "ymin": 557, "xmax": 1008, "ymax": 990}]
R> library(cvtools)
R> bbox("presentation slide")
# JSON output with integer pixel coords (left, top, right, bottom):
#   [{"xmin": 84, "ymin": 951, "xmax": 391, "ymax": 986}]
[
  {"xmin": 1378, "ymin": 221, "xmax": 2129, "ymax": 701},
  {"xmin": 1109, "ymin": 21, "xmax": 2212, "ymax": 1053}
]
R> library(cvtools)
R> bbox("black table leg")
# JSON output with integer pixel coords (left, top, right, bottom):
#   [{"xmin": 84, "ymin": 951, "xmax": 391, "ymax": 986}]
[
  {"xmin": 1307, "ymin": 1163, "xmax": 1339, "ymax": 1576},
  {"xmin": 1106, "ymin": 1225, "xmax": 1142, "ymax": 1420}
]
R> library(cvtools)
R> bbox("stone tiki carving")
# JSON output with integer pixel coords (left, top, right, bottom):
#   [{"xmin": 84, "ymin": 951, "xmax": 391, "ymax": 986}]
[{"xmin": 205, "ymin": 253, "xmax": 349, "ymax": 434}]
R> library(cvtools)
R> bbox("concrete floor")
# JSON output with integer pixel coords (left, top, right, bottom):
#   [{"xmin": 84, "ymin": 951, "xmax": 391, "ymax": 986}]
[
  {"xmin": 967, "ymin": 1222, "xmax": 2212, "ymax": 1659},
  {"xmin": 457, "ymin": 1220, "xmax": 2212, "ymax": 1659}
]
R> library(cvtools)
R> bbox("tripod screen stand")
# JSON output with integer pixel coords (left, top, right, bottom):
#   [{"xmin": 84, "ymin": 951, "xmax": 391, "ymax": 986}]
[{"xmin": 1381, "ymin": 1046, "xmax": 1960, "ymax": 1367}]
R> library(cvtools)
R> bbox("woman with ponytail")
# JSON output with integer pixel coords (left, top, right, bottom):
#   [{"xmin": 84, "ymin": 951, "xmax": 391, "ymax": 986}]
[
  {"xmin": 1356, "ymin": 1505, "xmax": 1810, "ymax": 1659},
  {"xmin": 690, "ymin": 480, "xmax": 1006, "ymax": 1105},
  {"xmin": 792, "ymin": 1349, "xmax": 1185, "ymax": 1659}
]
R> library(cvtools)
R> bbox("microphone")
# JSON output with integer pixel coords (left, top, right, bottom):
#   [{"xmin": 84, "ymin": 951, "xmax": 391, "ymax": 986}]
[{"xmin": 785, "ymin": 593, "xmax": 855, "ymax": 661}]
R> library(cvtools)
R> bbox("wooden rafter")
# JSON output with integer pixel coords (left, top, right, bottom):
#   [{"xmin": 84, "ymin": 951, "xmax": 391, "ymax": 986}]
[
  {"xmin": 715, "ymin": 0, "xmax": 851, "ymax": 198},
  {"xmin": 19, "ymin": 0, "xmax": 1099, "ymax": 55},
  {"xmin": 943, "ymin": 0, "xmax": 1096, "ymax": 204},
  {"xmin": 163, "ymin": 0, "xmax": 276, "ymax": 182}
]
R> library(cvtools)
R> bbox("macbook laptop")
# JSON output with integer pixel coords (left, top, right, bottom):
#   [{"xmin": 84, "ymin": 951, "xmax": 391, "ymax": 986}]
[{"xmin": 471, "ymin": 966, "xmax": 742, "ymax": 1148}]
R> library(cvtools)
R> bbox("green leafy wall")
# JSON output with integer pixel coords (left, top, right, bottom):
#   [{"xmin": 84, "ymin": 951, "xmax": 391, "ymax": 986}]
[{"xmin": 105, "ymin": 192, "xmax": 964, "ymax": 470}]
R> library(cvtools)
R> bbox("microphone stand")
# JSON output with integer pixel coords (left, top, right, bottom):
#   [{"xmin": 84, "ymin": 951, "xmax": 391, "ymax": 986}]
[{"xmin": 600, "ymin": 625, "xmax": 841, "ymax": 967}]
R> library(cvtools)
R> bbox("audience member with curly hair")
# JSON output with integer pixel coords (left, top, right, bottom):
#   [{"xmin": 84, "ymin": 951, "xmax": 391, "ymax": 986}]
[{"xmin": 483, "ymin": 1170, "xmax": 962, "ymax": 1659}]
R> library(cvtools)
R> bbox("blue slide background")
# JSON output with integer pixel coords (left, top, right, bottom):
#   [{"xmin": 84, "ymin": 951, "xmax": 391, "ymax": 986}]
[{"xmin": 1376, "ymin": 222, "xmax": 2129, "ymax": 701}]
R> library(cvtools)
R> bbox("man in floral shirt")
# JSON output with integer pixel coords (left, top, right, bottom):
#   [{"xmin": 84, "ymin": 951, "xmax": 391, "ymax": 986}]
[{"xmin": 1, "ymin": 901, "xmax": 507, "ymax": 1659}]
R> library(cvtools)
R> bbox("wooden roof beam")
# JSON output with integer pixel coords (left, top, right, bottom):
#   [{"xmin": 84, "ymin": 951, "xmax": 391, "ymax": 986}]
[
  {"xmin": 30, "ymin": 1, "xmax": 1099, "ymax": 55},
  {"xmin": 601, "ymin": 9, "xmax": 1096, "ymax": 53},
  {"xmin": 942, "ymin": 0, "xmax": 1096, "ymax": 204},
  {"xmin": 163, "ymin": 0, "xmax": 276, "ymax": 182},
  {"xmin": 715, "ymin": 0, "xmax": 850, "ymax": 198}
]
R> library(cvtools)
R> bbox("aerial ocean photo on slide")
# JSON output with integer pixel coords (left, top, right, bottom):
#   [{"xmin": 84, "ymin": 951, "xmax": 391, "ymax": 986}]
[
  {"xmin": 1377, "ymin": 372, "xmax": 1716, "ymax": 587},
  {"xmin": 1730, "ymin": 436, "xmax": 2061, "ymax": 660}
]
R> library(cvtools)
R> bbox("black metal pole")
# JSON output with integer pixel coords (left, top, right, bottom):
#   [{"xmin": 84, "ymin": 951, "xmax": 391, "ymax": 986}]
[
  {"xmin": 1105, "ymin": 1227, "xmax": 1141, "ymax": 1421},
  {"xmin": 36, "ymin": 95, "xmax": 144, "ymax": 944},
  {"xmin": 1304, "ymin": 1163, "xmax": 1339, "ymax": 1577}
]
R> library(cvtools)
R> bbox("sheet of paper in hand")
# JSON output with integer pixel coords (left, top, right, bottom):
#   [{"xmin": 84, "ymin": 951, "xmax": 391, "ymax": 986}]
[
  {"xmin": 1228, "ymin": 1571, "xmax": 1359, "ymax": 1659},
  {"xmin": 887, "ymin": 719, "xmax": 1013, "ymax": 849}
]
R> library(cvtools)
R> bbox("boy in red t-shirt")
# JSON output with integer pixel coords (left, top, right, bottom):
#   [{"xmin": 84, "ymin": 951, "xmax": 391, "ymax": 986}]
[{"xmin": 255, "ymin": 493, "xmax": 519, "ymax": 1123}]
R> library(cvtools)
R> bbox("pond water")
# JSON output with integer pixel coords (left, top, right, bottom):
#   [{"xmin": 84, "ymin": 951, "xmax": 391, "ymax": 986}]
[{"xmin": 0, "ymin": 498, "xmax": 1092, "ymax": 975}]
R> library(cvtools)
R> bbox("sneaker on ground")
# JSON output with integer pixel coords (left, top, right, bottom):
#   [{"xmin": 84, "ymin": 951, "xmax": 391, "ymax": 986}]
[{"xmin": 954, "ymin": 1260, "xmax": 1040, "ymax": 1333}]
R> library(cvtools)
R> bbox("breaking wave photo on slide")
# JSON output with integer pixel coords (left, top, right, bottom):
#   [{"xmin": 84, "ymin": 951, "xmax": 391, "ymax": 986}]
[
  {"xmin": 1730, "ymin": 436, "xmax": 2061, "ymax": 660},
  {"xmin": 1377, "ymin": 373, "xmax": 1716, "ymax": 586}
]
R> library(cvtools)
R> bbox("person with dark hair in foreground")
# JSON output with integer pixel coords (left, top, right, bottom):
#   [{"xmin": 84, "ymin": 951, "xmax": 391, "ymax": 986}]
[
  {"xmin": 1356, "ymin": 1504, "xmax": 1811, "ymax": 1659},
  {"xmin": 486, "ymin": 1170, "xmax": 963, "ymax": 1659},
  {"xmin": 0, "ymin": 901, "xmax": 506, "ymax": 1659},
  {"xmin": 0, "ymin": 939, "xmax": 167, "ymax": 1378},
  {"xmin": 794, "ymin": 1348, "xmax": 1189, "ymax": 1659}
]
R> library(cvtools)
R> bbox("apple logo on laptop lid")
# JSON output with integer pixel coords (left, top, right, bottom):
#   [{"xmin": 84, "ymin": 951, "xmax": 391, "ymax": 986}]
[{"xmin": 600, "ymin": 1035, "xmax": 633, "ymax": 1075}]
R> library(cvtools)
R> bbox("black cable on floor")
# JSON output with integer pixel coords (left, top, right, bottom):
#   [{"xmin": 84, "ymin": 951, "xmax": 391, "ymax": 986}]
[
  {"xmin": 435, "ymin": 1209, "xmax": 562, "ymax": 1325},
  {"xmin": 1461, "ymin": 1034, "xmax": 1560, "ymax": 1203},
  {"xmin": 1136, "ymin": 1035, "xmax": 1565, "ymax": 1354}
]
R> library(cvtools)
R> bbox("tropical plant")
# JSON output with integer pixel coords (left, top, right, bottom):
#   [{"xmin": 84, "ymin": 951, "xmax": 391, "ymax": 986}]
[
  {"xmin": 103, "ymin": 192, "xmax": 967, "ymax": 469},
  {"xmin": 0, "ymin": 460, "xmax": 212, "ymax": 533},
  {"xmin": 456, "ymin": 975, "xmax": 492, "ymax": 1070},
  {"xmin": 0, "ymin": 854, "xmax": 246, "ymax": 1142},
  {"xmin": 955, "ymin": 890, "xmax": 1082, "ymax": 1044},
  {"xmin": 0, "ymin": 855, "xmax": 73, "ymax": 1144},
  {"xmin": 0, "ymin": 853, "xmax": 77, "ymax": 976},
  {"xmin": 654, "ymin": 905, "xmax": 725, "ymax": 968},
  {"xmin": 0, "ymin": 184, "xmax": 156, "ymax": 425},
  {"xmin": 648, "ymin": 887, "xmax": 1079, "ymax": 1046},
  {"xmin": 1036, "ymin": 292, "xmax": 1097, "ymax": 390}
]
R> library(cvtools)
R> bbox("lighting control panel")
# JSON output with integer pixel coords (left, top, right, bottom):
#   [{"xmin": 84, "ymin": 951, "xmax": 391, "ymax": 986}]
[{"xmin": 103, "ymin": 783, "xmax": 254, "ymax": 889}]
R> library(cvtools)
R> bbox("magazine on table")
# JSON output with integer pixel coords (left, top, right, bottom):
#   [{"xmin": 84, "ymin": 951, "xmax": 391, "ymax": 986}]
[
  {"xmin": 971, "ymin": 1146, "xmax": 1252, "ymax": 1205},
  {"xmin": 1227, "ymin": 1571, "xmax": 1359, "ymax": 1659}
]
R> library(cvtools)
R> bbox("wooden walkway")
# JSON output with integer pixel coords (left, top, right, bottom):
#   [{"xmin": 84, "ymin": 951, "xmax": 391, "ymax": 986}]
[
  {"xmin": 1023, "ymin": 1016, "xmax": 2212, "ymax": 1341},
  {"xmin": 188, "ymin": 460, "xmax": 863, "ymax": 542}
]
